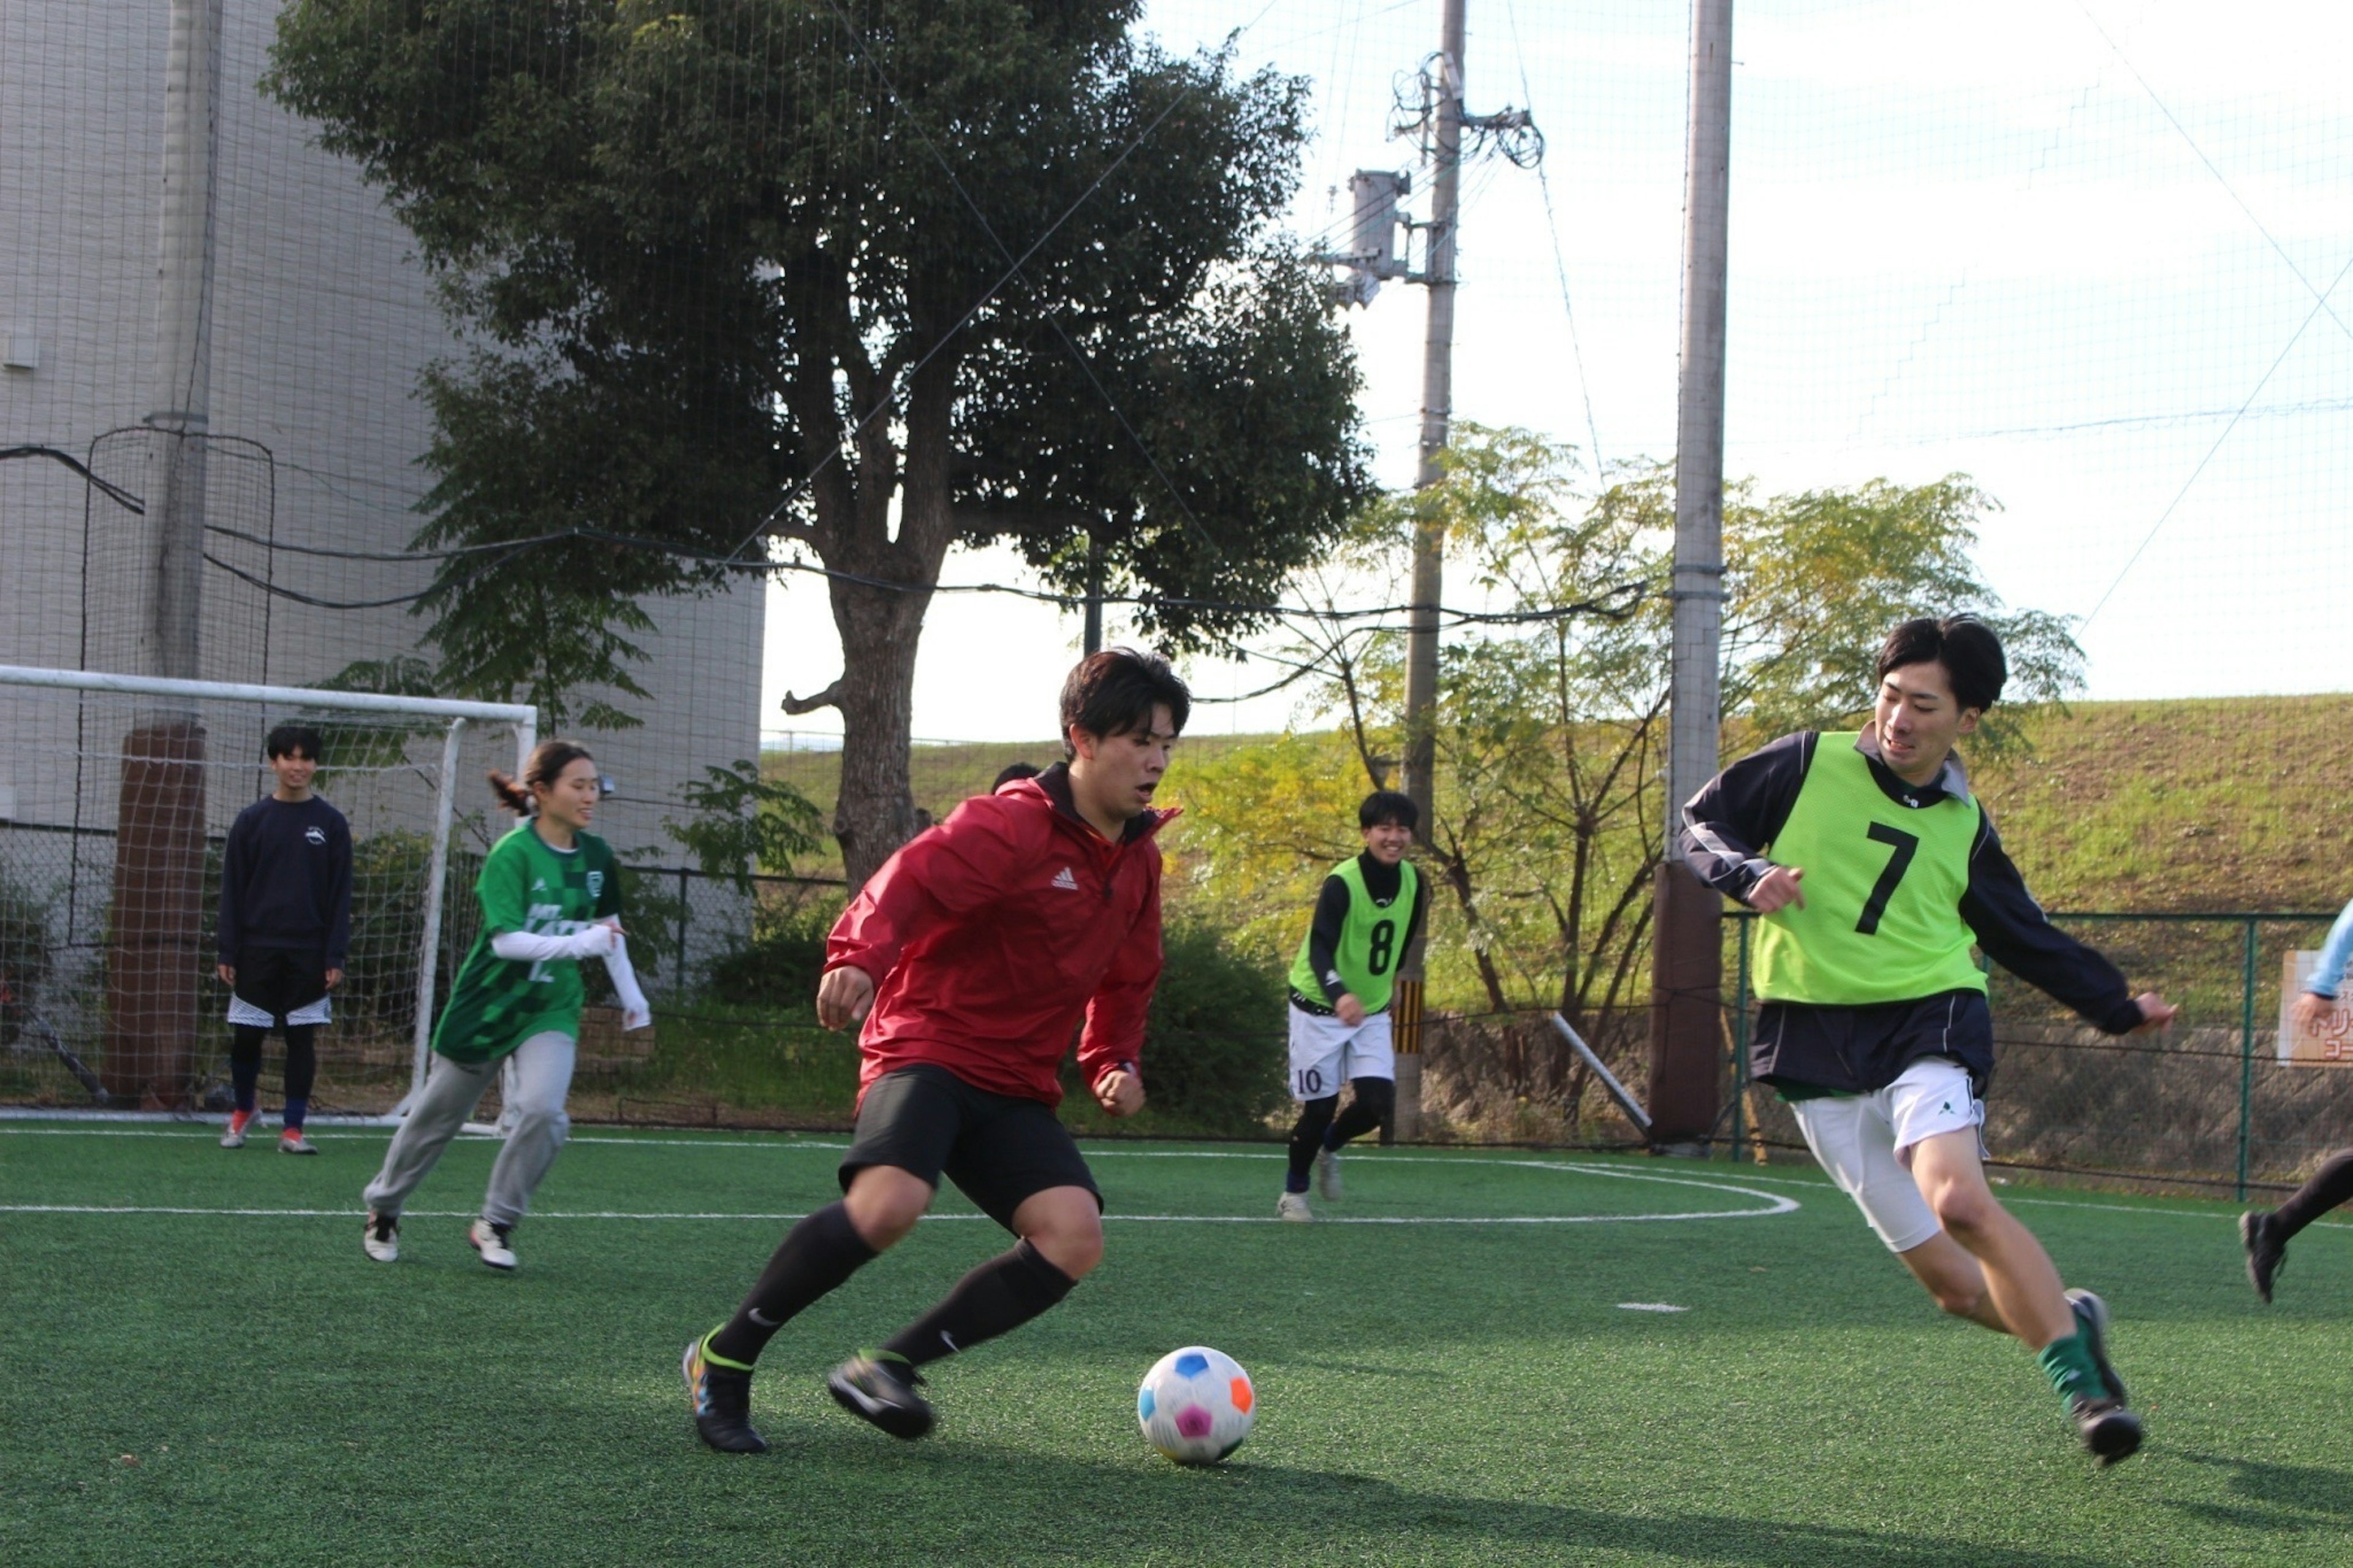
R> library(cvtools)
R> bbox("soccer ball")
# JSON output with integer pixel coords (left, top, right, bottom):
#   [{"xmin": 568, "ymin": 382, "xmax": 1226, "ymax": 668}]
[{"xmin": 1137, "ymin": 1346, "xmax": 1254, "ymax": 1464}]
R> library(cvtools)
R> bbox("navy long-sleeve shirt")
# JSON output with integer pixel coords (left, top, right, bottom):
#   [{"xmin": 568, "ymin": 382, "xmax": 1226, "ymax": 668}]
[
  {"xmin": 1678, "ymin": 730, "xmax": 2143, "ymax": 1036},
  {"xmin": 218, "ymin": 795, "xmax": 352, "ymax": 968},
  {"xmin": 1294, "ymin": 852, "xmax": 1429, "ymax": 1009}
]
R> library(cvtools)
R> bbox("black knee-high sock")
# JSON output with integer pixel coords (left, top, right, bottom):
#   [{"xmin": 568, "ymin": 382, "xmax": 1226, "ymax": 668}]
[
  {"xmin": 1325, "ymin": 1077, "xmax": 1395, "ymax": 1150},
  {"xmin": 229, "ymin": 1026, "xmax": 266, "ymax": 1113},
  {"xmin": 879, "ymin": 1240, "xmax": 1075, "ymax": 1369},
  {"xmin": 707, "ymin": 1201, "xmax": 878, "ymax": 1366},
  {"xmin": 2273, "ymin": 1150, "xmax": 2353, "ymax": 1240},
  {"xmin": 1286, "ymin": 1095, "xmax": 1339, "ymax": 1192},
  {"xmin": 281, "ymin": 1025, "xmax": 317, "ymax": 1129}
]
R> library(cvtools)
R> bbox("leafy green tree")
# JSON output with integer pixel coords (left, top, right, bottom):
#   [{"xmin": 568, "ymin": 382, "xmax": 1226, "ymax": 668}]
[
  {"xmin": 1213, "ymin": 427, "xmax": 2083, "ymax": 1030},
  {"xmin": 266, "ymin": 0, "xmax": 1370, "ymax": 886}
]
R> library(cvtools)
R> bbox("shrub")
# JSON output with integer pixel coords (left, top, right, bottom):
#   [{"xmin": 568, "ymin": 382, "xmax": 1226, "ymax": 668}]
[
  {"xmin": 707, "ymin": 899, "xmax": 839, "ymax": 1009},
  {"xmin": 1093, "ymin": 919, "xmax": 1288, "ymax": 1135}
]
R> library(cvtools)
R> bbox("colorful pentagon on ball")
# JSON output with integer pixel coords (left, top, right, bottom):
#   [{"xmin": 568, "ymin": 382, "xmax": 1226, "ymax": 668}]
[{"xmin": 1137, "ymin": 1346, "xmax": 1256, "ymax": 1466}]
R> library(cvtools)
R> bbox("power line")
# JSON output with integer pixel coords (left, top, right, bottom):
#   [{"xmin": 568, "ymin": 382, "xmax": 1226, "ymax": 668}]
[{"xmin": 2082, "ymin": 246, "xmax": 2353, "ymax": 627}]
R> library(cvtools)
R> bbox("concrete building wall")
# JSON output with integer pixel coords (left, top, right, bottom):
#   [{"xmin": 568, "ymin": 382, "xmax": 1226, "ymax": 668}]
[{"xmin": 0, "ymin": 0, "xmax": 763, "ymax": 855}]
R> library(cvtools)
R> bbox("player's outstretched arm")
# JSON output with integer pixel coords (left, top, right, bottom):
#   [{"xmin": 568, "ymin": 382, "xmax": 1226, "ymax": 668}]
[{"xmin": 1962, "ymin": 816, "xmax": 2159, "ymax": 1034}]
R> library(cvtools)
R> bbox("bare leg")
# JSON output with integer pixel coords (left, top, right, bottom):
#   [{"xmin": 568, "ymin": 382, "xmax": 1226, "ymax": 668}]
[
  {"xmin": 1908, "ymin": 1129, "xmax": 2074, "ymax": 1348},
  {"xmin": 1895, "ymin": 1231, "xmax": 2010, "ymax": 1333}
]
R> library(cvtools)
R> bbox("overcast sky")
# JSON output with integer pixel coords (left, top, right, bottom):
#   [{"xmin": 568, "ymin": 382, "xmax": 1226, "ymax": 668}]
[{"xmin": 760, "ymin": 0, "xmax": 2353, "ymax": 744}]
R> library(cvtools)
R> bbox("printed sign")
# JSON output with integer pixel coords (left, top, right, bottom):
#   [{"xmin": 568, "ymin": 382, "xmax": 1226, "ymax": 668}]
[{"xmin": 2279, "ymin": 953, "xmax": 2353, "ymax": 1065}]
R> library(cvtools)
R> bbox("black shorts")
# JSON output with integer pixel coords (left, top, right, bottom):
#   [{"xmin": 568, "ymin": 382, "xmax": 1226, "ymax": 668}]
[
  {"xmin": 1751, "ymin": 988, "xmax": 1994, "ymax": 1096},
  {"xmin": 841, "ymin": 1064, "xmax": 1101, "ymax": 1232},
  {"xmin": 225, "ymin": 947, "xmax": 330, "ymax": 1030}
]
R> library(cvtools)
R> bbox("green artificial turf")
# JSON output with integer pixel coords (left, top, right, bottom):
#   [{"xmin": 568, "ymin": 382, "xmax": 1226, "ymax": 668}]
[{"xmin": 4, "ymin": 1122, "xmax": 2352, "ymax": 1566}]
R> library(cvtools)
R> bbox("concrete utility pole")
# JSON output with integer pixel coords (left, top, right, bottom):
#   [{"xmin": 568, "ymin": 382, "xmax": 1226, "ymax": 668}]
[
  {"xmin": 108, "ymin": 0, "xmax": 224, "ymax": 1107},
  {"xmin": 1389, "ymin": 0, "xmax": 1468, "ymax": 1142},
  {"xmin": 146, "ymin": 0, "xmax": 222, "ymax": 686},
  {"xmin": 1647, "ymin": 0, "xmax": 1734, "ymax": 1153}
]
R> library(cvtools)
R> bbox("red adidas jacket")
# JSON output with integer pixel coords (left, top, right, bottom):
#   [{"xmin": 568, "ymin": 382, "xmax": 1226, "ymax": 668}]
[{"xmin": 826, "ymin": 766, "xmax": 1174, "ymax": 1108}]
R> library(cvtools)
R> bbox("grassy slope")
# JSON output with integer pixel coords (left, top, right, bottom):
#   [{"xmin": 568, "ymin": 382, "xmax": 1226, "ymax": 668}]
[
  {"xmin": 765, "ymin": 697, "xmax": 2353, "ymax": 914},
  {"xmin": 6, "ymin": 1124, "xmax": 2353, "ymax": 1566},
  {"xmin": 1976, "ymin": 695, "xmax": 2353, "ymax": 913}
]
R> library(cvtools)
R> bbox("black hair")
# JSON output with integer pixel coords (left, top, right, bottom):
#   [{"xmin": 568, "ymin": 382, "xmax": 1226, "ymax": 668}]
[
  {"xmin": 1876, "ymin": 615, "xmax": 2007, "ymax": 713},
  {"xmin": 1358, "ymin": 789, "xmax": 1419, "ymax": 831},
  {"xmin": 991, "ymin": 761, "xmax": 1042, "ymax": 792},
  {"xmin": 265, "ymin": 724, "xmax": 323, "ymax": 762},
  {"xmin": 488, "ymin": 739, "xmax": 597, "ymax": 815},
  {"xmin": 1058, "ymin": 648, "xmax": 1191, "ymax": 761}
]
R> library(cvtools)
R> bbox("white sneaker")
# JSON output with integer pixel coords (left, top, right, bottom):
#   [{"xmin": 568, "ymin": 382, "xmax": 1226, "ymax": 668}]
[
  {"xmin": 1314, "ymin": 1146, "xmax": 1343, "ymax": 1201},
  {"xmin": 219, "ymin": 1112, "xmax": 252, "ymax": 1149},
  {"xmin": 469, "ymin": 1217, "xmax": 518, "ymax": 1270},
  {"xmin": 278, "ymin": 1131, "xmax": 319, "ymax": 1156},
  {"xmin": 362, "ymin": 1210, "xmax": 400, "ymax": 1263},
  {"xmin": 1277, "ymin": 1192, "xmax": 1313, "ymax": 1222}
]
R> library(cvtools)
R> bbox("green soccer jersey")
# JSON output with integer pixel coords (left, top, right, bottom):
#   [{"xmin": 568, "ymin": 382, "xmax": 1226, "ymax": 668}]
[
  {"xmin": 431, "ymin": 823, "xmax": 621, "ymax": 1065},
  {"xmin": 1287, "ymin": 856, "xmax": 1419, "ymax": 1013},
  {"xmin": 1751, "ymin": 732, "xmax": 1987, "ymax": 1007}
]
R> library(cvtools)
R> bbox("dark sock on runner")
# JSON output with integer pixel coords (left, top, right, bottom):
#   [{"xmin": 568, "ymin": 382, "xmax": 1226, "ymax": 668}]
[
  {"xmin": 281, "ymin": 1026, "xmax": 317, "ymax": 1129},
  {"xmin": 1325, "ymin": 1077, "xmax": 1394, "ymax": 1149},
  {"xmin": 229, "ymin": 1026, "xmax": 265, "ymax": 1114},
  {"xmin": 1286, "ymin": 1095, "xmax": 1339, "ymax": 1192},
  {"xmin": 2272, "ymin": 1149, "xmax": 2353, "ymax": 1240},
  {"xmin": 880, "ymin": 1239, "xmax": 1076, "ymax": 1369},
  {"xmin": 706, "ymin": 1201, "xmax": 878, "ymax": 1366}
]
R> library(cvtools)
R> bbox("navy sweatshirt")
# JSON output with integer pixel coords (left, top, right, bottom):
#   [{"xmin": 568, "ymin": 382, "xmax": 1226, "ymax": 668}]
[
  {"xmin": 1678, "ymin": 730, "xmax": 2143, "ymax": 1036},
  {"xmin": 218, "ymin": 795, "xmax": 352, "ymax": 968}
]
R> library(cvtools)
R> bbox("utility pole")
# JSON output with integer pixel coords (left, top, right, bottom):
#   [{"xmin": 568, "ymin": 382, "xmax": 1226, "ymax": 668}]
[
  {"xmin": 1321, "ymin": 2, "xmax": 1538, "ymax": 1143},
  {"xmin": 1648, "ymin": 0, "xmax": 1734, "ymax": 1153},
  {"xmin": 1388, "ymin": 0, "xmax": 1467, "ymax": 1143},
  {"xmin": 107, "ymin": 0, "xmax": 224, "ymax": 1106}
]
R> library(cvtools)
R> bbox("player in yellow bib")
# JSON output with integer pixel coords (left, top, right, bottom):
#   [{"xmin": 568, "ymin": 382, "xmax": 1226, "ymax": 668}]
[
  {"xmin": 1277, "ymin": 790, "xmax": 1425, "ymax": 1221},
  {"xmin": 1681, "ymin": 616, "xmax": 2175, "ymax": 1467}
]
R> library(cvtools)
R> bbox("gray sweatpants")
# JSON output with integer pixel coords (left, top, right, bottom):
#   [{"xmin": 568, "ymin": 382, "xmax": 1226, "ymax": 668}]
[{"xmin": 363, "ymin": 1031, "xmax": 576, "ymax": 1229}]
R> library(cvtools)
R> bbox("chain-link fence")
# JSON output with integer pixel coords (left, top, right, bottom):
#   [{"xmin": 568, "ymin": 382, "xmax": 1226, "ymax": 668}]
[{"xmin": 1727, "ymin": 911, "xmax": 2350, "ymax": 1198}]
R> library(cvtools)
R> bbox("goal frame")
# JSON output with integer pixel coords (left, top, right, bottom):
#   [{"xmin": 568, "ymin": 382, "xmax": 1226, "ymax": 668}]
[{"xmin": 0, "ymin": 664, "xmax": 536, "ymax": 1116}]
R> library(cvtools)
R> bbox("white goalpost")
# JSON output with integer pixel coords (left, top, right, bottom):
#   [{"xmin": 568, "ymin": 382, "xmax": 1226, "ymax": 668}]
[{"xmin": 0, "ymin": 664, "xmax": 534, "ymax": 1119}]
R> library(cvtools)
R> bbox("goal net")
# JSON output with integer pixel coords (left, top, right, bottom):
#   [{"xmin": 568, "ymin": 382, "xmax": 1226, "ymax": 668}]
[{"xmin": 0, "ymin": 665, "xmax": 533, "ymax": 1115}]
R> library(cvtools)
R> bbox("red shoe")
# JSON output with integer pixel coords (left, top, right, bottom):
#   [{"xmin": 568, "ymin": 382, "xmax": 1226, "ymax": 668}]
[{"xmin": 220, "ymin": 1110, "xmax": 253, "ymax": 1149}]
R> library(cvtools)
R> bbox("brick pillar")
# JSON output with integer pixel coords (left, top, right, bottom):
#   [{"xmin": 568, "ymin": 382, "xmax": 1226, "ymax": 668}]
[{"xmin": 105, "ymin": 720, "xmax": 207, "ymax": 1107}]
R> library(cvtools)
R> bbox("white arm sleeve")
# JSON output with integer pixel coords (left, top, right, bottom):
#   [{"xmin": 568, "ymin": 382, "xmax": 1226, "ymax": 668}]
[
  {"xmin": 490, "ymin": 925, "xmax": 618, "ymax": 963},
  {"xmin": 602, "ymin": 936, "xmax": 653, "ymax": 1031}
]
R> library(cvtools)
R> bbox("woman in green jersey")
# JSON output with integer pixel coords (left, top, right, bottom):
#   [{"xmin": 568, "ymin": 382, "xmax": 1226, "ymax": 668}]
[{"xmin": 360, "ymin": 741, "xmax": 650, "ymax": 1270}]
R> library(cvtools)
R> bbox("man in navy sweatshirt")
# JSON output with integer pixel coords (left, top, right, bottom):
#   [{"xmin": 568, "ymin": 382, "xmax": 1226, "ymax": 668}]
[{"xmin": 216, "ymin": 724, "xmax": 352, "ymax": 1153}]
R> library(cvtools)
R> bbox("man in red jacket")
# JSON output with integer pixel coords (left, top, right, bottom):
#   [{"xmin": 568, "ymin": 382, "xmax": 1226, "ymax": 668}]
[{"xmin": 684, "ymin": 648, "xmax": 1186, "ymax": 1453}]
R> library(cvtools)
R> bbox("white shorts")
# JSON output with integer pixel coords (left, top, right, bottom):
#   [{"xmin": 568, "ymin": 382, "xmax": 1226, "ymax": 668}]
[
  {"xmin": 1787, "ymin": 1057, "xmax": 1985, "ymax": 1254},
  {"xmin": 1286, "ymin": 1005, "xmax": 1394, "ymax": 1102}
]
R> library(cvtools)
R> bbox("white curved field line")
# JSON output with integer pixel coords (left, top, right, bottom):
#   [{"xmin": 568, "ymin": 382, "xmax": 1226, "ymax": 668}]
[{"xmin": 0, "ymin": 1131, "xmax": 1798, "ymax": 1225}]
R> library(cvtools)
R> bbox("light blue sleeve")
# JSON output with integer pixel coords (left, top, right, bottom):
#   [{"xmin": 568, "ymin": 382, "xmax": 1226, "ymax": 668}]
[{"xmin": 2306, "ymin": 896, "xmax": 2353, "ymax": 998}]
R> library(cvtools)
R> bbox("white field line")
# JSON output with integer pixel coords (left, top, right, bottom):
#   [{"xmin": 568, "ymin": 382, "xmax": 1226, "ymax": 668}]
[
  {"xmin": 0, "ymin": 1205, "xmax": 1789, "ymax": 1225},
  {"xmin": 0, "ymin": 1131, "xmax": 1800, "ymax": 1224},
  {"xmin": 12, "ymin": 1121, "xmax": 2340, "ymax": 1225}
]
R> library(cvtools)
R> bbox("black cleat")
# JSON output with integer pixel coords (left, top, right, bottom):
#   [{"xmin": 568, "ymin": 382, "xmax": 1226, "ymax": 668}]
[
  {"xmin": 827, "ymin": 1353, "xmax": 934, "ymax": 1441},
  {"xmin": 2063, "ymin": 1289, "xmax": 2141, "ymax": 1466},
  {"xmin": 684, "ymin": 1338, "xmax": 767, "ymax": 1454},
  {"xmin": 2241, "ymin": 1211, "xmax": 2286, "ymax": 1303},
  {"xmin": 2071, "ymin": 1394, "xmax": 2143, "ymax": 1467}
]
